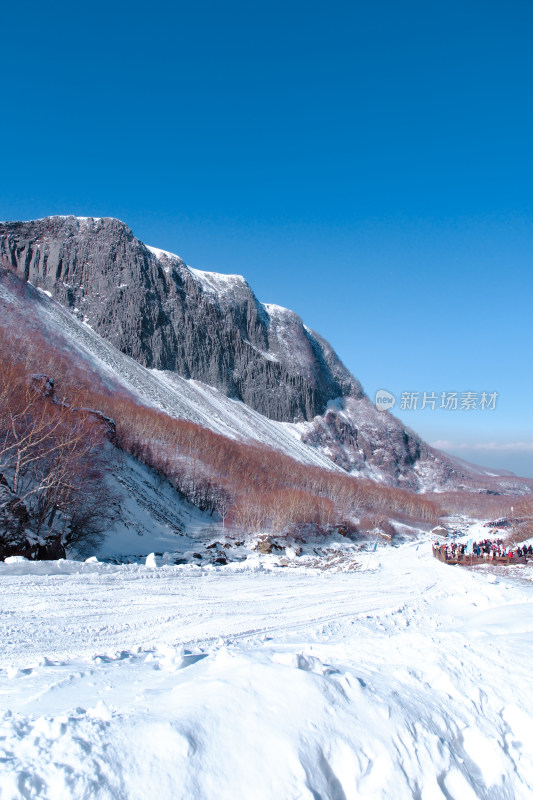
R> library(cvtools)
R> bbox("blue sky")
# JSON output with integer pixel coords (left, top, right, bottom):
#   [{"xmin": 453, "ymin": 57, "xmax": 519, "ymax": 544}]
[{"xmin": 2, "ymin": 0, "xmax": 532, "ymax": 476}]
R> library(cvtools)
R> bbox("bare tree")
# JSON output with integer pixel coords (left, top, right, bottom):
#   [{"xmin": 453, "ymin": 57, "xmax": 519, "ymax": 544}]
[{"xmin": 0, "ymin": 363, "xmax": 115, "ymax": 558}]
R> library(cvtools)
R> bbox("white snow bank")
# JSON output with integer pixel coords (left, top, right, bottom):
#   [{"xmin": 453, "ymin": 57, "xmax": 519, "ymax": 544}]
[
  {"xmin": 0, "ymin": 643, "xmax": 515, "ymax": 800},
  {"xmin": 1, "ymin": 543, "xmax": 533, "ymax": 798}
]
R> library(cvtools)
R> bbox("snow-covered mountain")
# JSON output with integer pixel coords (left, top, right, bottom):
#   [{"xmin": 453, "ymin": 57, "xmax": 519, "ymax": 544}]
[
  {"xmin": 0, "ymin": 216, "xmax": 360, "ymax": 423},
  {"xmin": 0, "ymin": 216, "xmax": 529, "ymax": 494}
]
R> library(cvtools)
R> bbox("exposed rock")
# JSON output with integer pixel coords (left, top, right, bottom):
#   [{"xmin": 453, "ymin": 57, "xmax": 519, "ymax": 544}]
[
  {"xmin": 257, "ymin": 536, "xmax": 273, "ymax": 554},
  {"xmin": 0, "ymin": 479, "xmax": 65, "ymax": 560},
  {"xmin": 0, "ymin": 480, "xmax": 30, "ymax": 557},
  {"xmin": 0, "ymin": 216, "xmax": 361, "ymax": 423}
]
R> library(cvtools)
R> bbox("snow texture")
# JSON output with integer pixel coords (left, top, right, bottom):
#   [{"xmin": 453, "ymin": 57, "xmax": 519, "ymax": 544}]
[{"xmin": 0, "ymin": 541, "xmax": 532, "ymax": 799}]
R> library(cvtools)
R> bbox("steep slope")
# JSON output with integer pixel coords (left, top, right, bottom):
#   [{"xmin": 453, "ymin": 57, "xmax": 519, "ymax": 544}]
[
  {"xmin": 0, "ymin": 216, "xmax": 360, "ymax": 423},
  {"xmin": 0, "ymin": 265, "xmax": 346, "ymax": 473},
  {"xmin": 0, "ymin": 218, "xmax": 529, "ymax": 494}
]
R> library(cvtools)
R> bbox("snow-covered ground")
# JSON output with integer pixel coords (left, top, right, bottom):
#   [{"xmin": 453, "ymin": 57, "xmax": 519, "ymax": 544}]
[
  {"xmin": 1, "ymin": 541, "xmax": 533, "ymax": 799},
  {"xmin": 93, "ymin": 453, "xmax": 215, "ymax": 562}
]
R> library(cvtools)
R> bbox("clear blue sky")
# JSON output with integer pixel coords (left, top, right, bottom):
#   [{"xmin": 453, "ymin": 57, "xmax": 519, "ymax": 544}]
[{"xmin": 2, "ymin": 0, "xmax": 532, "ymax": 476}]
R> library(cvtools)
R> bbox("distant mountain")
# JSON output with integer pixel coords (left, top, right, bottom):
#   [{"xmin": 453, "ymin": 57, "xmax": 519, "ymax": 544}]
[{"xmin": 1, "ymin": 215, "xmax": 529, "ymax": 494}]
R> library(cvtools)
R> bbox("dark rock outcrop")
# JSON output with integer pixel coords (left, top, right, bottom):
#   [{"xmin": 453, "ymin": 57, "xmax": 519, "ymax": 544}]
[
  {"xmin": 300, "ymin": 396, "xmax": 460, "ymax": 490},
  {"xmin": 0, "ymin": 216, "xmax": 362, "ymax": 422},
  {"xmin": 0, "ymin": 477, "xmax": 66, "ymax": 561}
]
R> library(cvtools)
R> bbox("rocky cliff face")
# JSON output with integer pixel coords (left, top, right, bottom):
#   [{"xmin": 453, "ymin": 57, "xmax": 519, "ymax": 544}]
[
  {"xmin": 0, "ymin": 216, "xmax": 361, "ymax": 423},
  {"xmin": 299, "ymin": 396, "xmax": 463, "ymax": 490},
  {"xmin": 2, "ymin": 215, "xmax": 525, "ymax": 492}
]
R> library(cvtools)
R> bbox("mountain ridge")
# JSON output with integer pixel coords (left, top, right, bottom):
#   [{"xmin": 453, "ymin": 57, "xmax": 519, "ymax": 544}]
[
  {"xmin": 0, "ymin": 215, "xmax": 360, "ymax": 423},
  {"xmin": 1, "ymin": 215, "xmax": 529, "ymax": 494}
]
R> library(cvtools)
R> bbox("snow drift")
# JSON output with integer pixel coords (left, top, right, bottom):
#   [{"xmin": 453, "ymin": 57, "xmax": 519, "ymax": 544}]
[{"xmin": 1, "ymin": 542, "xmax": 532, "ymax": 798}]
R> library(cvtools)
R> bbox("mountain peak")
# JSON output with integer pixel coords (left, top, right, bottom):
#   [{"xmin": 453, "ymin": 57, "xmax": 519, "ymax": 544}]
[{"xmin": 0, "ymin": 215, "xmax": 360, "ymax": 423}]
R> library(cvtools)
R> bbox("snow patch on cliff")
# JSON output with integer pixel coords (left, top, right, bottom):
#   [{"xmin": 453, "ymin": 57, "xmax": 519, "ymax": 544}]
[{"xmin": 188, "ymin": 266, "xmax": 249, "ymax": 294}]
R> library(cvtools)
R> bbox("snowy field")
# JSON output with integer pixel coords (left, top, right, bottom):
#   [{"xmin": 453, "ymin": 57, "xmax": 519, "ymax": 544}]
[{"xmin": 1, "ymin": 542, "xmax": 533, "ymax": 799}]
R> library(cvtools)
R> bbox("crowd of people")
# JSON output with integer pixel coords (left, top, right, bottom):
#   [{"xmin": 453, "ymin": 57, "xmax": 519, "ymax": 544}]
[{"xmin": 433, "ymin": 538, "xmax": 532, "ymax": 562}]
